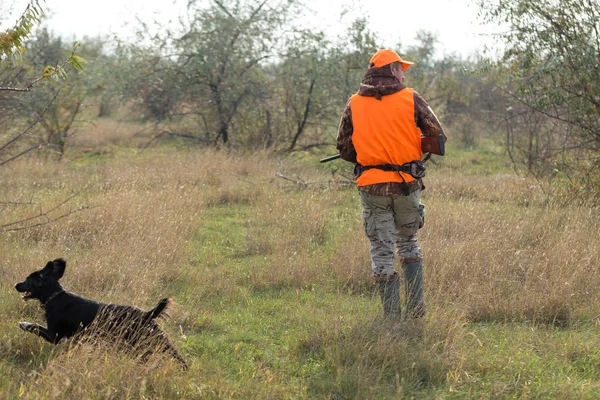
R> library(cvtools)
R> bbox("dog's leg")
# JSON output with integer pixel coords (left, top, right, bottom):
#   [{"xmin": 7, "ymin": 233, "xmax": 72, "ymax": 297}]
[
  {"xmin": 163, "ymin": 343, "xmax": 189, "ymax": 370},
  {"xmin": 19, "ymin": 322, "xmax": 58, "ymax": 343},
  {"xmin": 136, "ymin": 342, "xmax": 188, "ymax": 370}
]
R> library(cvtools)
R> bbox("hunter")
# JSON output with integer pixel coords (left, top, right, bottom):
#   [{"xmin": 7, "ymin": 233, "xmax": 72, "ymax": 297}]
[{"xmin": 336, "ymin": 49, "xmax": 446, "ymax": 318}]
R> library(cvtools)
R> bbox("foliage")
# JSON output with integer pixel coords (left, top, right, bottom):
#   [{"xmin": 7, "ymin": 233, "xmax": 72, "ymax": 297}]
[
  {"xmin": 0, "ymin": 0, "xmax": 43, "ymax": 58},
  {"xmin": 270, "ymin": 19, "xmax": 377, "ymax": 152},
  {"xmin": 74, "ymin": 38, "xmax": 121, "ymax": 118},
  {"xmin": 1, "ymin": 29, "xmax": 85, "ymax": 160},
  {"xmin": 165, "ymin": 0, "xmax": 303, "ymax": 145},
  {"xmin": 478, "ymin": 0, "xmax": 600, "ymax": 190},
  {"xmin": 1, "ymin": 1, "xmax": 84, "ymax": 93},
  {"xmin": 260, "ymin": 30, "xmax": 330, "ymax": 150},
  {"xmin": 1, "ymin": 2, "xmax": 85, "ymax": 169},
  {"xmin": 118, "ymin": 2, "xmax": 383, "ymax": 150}
]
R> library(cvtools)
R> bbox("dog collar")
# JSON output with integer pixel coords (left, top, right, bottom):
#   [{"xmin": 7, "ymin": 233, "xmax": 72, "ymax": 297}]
[{"xmin": 43, "ymin": 290, "xmax": 65, "ymax": 307}]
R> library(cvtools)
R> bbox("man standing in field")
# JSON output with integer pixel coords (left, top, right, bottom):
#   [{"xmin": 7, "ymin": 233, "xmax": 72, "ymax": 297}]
[{"xmin": 336, "ymin": 49, "xmax": 446, "ymax": 319}]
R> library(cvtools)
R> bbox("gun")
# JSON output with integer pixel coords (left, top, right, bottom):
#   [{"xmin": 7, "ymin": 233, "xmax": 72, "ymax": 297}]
[
  {"xmin": 421, "ymin": 135, "xmax": 446, "ymax": 156},
  {"xmin": 319, "ymin": 154, "xmax": 341, "ymax": 163}
]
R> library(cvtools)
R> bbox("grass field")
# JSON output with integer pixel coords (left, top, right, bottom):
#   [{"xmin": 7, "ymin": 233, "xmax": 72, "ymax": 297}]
[{"xmin": 1, "ymin": 138, "xmax": 599, "ymax": 399}]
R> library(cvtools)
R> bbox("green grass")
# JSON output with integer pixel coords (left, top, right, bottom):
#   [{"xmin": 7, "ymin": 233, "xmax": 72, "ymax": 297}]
[
  {"xmin": 164, "ymin": 191, "xmax": 600, "ymax": 398},
  {"xmin": 445, "ymin": 323, "xmax": 600, "ymax": 398},
  {"xmin": 435, "ymin": 139, "xmax": 514, "ymax": 176}
]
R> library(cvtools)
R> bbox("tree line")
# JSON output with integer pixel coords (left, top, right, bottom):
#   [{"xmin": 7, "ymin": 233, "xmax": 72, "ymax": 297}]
[{"xmin": 1, "ymin": 0, "xmax": 599, "ymax": 196}]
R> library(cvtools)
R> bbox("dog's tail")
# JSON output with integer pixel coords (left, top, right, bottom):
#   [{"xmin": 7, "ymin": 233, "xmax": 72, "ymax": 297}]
[{"xmin": 147, "ymin": 298, "xmax": 172, "ymax": 321}]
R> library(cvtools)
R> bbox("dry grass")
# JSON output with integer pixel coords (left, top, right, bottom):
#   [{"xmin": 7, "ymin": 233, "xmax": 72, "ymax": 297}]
[
  {"xmin": 423, "ymin": 172, "xmax": 600, "ymax": 326},
  {"xmin": 1, "ymin": 142, "xmax": 600, "ymax": 398},
  {"xmin": 70, "ymin": 119, "xmax": 144, "ymax": 148}
]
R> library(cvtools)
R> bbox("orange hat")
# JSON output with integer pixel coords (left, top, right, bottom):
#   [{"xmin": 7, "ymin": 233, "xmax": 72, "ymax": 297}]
[{"xmin": 369, "ymin": 49, "xmax": 414, "ymax": 70}]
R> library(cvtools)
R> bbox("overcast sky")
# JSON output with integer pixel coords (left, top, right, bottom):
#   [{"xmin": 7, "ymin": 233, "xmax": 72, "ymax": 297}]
[{"xmin": 2, "ymin": 0, "xmax": 493, "ymax": 58}]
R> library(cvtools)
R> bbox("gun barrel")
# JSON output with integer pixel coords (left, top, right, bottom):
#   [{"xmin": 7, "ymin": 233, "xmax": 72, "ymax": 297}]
[{"xmin": 320, "ymin": 154, "xmax": 341, "ymax": 163}]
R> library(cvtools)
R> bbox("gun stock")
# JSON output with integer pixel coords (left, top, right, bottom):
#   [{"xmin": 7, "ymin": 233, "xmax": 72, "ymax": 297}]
[{"xmin": 421, "ymin": 135, "xmax": 445, "ymax": 156}]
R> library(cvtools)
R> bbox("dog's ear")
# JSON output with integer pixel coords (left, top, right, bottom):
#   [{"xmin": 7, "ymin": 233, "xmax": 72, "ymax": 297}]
[
  {"xmin": 50, "ymin": 258, "xmax": 66, "ymax": 280},
  {"xmin": 41, "ymin": 261, "xmax": 54, "ymax": 274}
]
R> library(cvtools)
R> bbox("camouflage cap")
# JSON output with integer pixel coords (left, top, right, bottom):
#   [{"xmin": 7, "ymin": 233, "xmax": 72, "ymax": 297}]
[{"xmin": 369, "ymin": 49, "xmax": 414, "ymax": 70}]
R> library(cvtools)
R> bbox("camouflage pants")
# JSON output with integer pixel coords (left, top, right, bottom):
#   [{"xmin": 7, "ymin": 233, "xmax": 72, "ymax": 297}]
[{"xmin": 359, "ymin": 190, "xmax": 423, "ymax": 277}]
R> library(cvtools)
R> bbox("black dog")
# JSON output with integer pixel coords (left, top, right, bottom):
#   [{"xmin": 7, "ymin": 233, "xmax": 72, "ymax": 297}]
[{"xmin": 15, "ymin": 258, "xmax": 188, "ymax": 369}]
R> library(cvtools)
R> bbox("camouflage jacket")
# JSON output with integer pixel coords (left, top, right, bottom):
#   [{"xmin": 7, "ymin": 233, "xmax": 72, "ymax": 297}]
[{"xmin": 336, "ymin": 65, "xmax": 446, "ymax": 196}]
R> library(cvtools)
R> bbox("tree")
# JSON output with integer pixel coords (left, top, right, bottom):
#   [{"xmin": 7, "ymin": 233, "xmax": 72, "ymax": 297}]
[
  {"xmin": 162, "ymin": 0, "xmax": 303, "ymax": 145},
  {"xmin": 333, "ymin": 17, "xmax": 379, "ymax": 103},
  {"xmin": 478, "ymin": 0, "xmax": 600, "ymax": 188},
  {"xmin": 119, "ymin": 2, "xmax": 385, "ymax": 151},
  {"xmin": 274, "ymin": 30, "xmax": 338, "ymax": 151},
  {"xmin": 1, "ymin": 2, "xmax": 88, "ymax": 232},
  {"xmin": 1, "ymin": 28, "xmax": 85, "ymax": 160},
  {"xmin": 1, "ymin": 2, "xmax": 85, "ymax": 163},
  {"xmin": 266, "ymin": 17, "xmax": 379, "ymax": 152},
  {"xmin": 1, "ymin": 1, "xmax": 84, "ymax": 93},
  {"xmin": 280, "ymin": 43, "xmax": 323, "ymax": 151},
  {"xmin": 0, "ymin": 0, "xmax": 43, "ymax": 59}
]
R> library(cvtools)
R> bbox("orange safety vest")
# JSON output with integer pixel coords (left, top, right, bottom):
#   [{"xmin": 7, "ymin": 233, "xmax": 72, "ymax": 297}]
[{"xmin": 350, "ymin": 88, "xmax": 422, "ymax": 186}]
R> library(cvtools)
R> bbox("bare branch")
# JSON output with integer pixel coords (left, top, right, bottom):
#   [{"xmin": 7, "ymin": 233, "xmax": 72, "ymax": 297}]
[
  {"xmin": 276, "ymin": 173, "xmax": 308, "ymax": 187},
  {"xmin": 276, "ymin": 172, "xmax": 354, "ymax": 189},
  {"xmin": 0, "ymin": 90, "xmax": 61, "ymax": 167},
  {"xmin": 2, "ymin": 205, "xmax": 94, "ymax": 232},
  {"xmin": 0, "ymin": 201, "xmax": 35, "ymax": 206},
  {"xmin": 288, "ymin": 77, "xmax": 316, "ymax": 151},
  {"xmin": 212, "ymin": 0, "xmax": 236, "ymax": 19},
  {"xmin": 0, "ymin": 192, "xmax": 95, "ymax": 232},
  {"xmin": 0, "ymin": 63, "xmax": 62, "ymax": 92},
  {"xmin": 0, "ymin": 143, "xmax": 45, "ymax": 167}
]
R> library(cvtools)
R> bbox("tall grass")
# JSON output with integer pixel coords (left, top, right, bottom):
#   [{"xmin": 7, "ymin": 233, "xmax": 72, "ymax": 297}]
[{"xmin": 1, "ymin": 143, "xmax": 599, "ymax": 398}]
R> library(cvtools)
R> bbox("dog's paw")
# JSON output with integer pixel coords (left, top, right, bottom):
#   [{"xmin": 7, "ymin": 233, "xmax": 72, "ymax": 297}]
[{"xmin": 19, "ymin": 322, "xmax": 36, "ymax": 332}]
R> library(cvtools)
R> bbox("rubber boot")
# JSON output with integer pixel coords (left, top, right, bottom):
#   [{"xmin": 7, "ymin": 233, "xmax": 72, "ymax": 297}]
[
  {"xmin": 403, "ymin": 261, "xmax": 426, "ymax": 318},
  {"xmin": 378, "ymin": 274, "xmax": 401, "ymax": 318}
]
